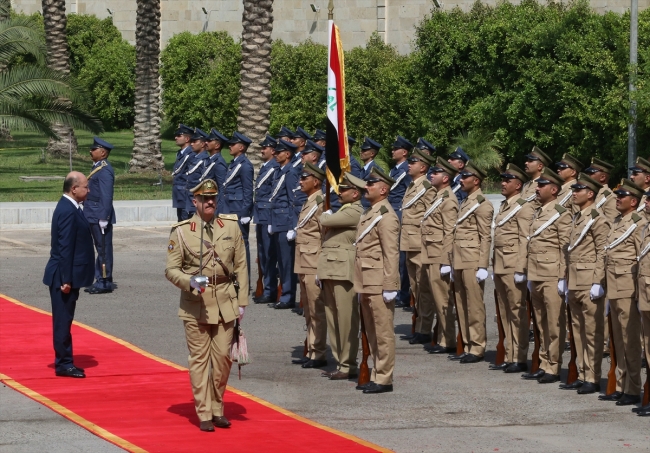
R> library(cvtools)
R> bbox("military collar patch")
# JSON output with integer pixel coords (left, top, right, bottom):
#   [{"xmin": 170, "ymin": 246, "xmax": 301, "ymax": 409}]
[{"xmin": 168, "ymin": 240, "xmax": 175, "ymax": 252}]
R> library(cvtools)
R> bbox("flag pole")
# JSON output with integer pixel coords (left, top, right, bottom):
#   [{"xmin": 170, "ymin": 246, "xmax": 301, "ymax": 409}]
[
  {"xmin": 325, "ymin": 0, "xmax": 334, "ymax": 210},
  {"xmin": 328, "ymin": 0, "xmax": 333, "ymax": 20}
]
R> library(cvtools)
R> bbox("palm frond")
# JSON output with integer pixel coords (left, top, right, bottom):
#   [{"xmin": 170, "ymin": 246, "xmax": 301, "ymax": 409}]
[
  {"xmin": 0, "ymin": 103, "xmax": 57, "ymax": 137},
  {"xmin": 0, "ymin": 66, "xmax": 91, "ymax": 105},
  {"xmin": 21, "ymin": 96, "xmax": 103, "ymax": 134},
  {"xmin": 449, "ymin": 130, "xmax": 504, "ymax": 172},
  {"xmin": 0, "ymin": 18, "xmax": 47, "ymax": 65}
]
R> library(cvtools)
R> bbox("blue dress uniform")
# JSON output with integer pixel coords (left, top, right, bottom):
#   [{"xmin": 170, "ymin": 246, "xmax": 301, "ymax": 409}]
[
  {"xmin": 184, "ymin": 128, "xmax": 210, "ymax": 216},
  {"xmin": 359, "ymin": 137, "xmax": 383, "ymax": 209},
  {"xmin": 253, "ymin": 135, "xmax": 280, "ymax": 303},
  {"xmin": 389, "ymin": 136, "xmax": 414, "ymax": 306},
  {"xmin": 269, "ymin": 140, "xmax": 300, "ymax": 308},
  {"xmin": 220, "ymin": 132, "xmax": 255, "ymax": 274},
  {"xmin": 201, "ymin": 129, "xmax": 229, "ymax": 188},
  {"xmin": 448, "ymin": 147, "xmax": 470, "ymax": 203},
  {"xmin": 172, "ymin": 124, "xmax": 195, "ymax": 221},
  {"xmin": 83, "ymin": 137, "xmax": 116, "ymax": 294}
]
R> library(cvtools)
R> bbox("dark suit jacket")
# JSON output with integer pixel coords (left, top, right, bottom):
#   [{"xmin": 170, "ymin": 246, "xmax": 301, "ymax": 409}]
[
  {"xmin": 83, "ymin": 159, "xmax": 116, "ymax": 224},
  {"xmin": 43, "ymin": 196, "xmax": 95, "ymax": 289}
]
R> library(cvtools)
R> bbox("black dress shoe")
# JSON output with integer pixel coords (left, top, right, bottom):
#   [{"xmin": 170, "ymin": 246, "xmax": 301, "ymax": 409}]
[
  {"xmin": 87, "ymin": 286, "xmax": 112, "ymax": 294},
  {"xmin": 632, "ymin": 403, "xmax": 650, "ymax": 413},
  {"xmin": 522, "ymin": 369, "xmax": 545, "ymax": 380},
  {"xmin": 274, "ymin": 301, "xmax": 294, "ymax": 309},
  {"xmin": 577, "ymin": 382, "xmax": 600, "ymax": 394},
  {"xmin": 55, "ymin": 366, "xmax": 85, "ymax": 378},
  {"xmin": 200, "ymin": 420, "xmax": 215, "ymax": 432},
  {"xmin": 598, "ymin": 391, "xmax": 623, "ymax": 401},
  {"xmin": 356, "ymin": 382, "xmax": 374, "ymax": 391},
  {"xmin": 488, "ymin": 362, "xmax": 510, "ymax": 371},
  {"xmin": 211, "ymin": 416, "xmax": 231, "ymax": 428},
  {"xmin": 291, "ymin": 357, "xmax": 309, "ymax": 365},
  {"xmin": 409, "ymin": 334, "xmax": 431, "ymax": 345},
  {"xmin": 559, "ymin": 379, "xmax": 584, "ymax": 390},
  {"xmin": 302, "ymin": 359, "xmax": 327, "ymax": 368},
  {"xmin": 295, "ymin": 308, "xmax": 304, "ymax": 316},
  {"xmin": 615, "ymin": 393, "xmax": 641, "ymax": 406},
  {"xmin": 460, "ymin": 353, "xmax": 483, "ymax": 364},
  {"xmin": 504, "ymin": 363, "xmax": 527, "ymax": 373},
  {"xmin": 426, "ymin": 344, "xmax": 455, "ymax": 354},
  {"xmin": 362, "ymin": 383, "xmax": 393, "ymax": 394},
  {"xmin": 448, "ymin": 352, "xmax": 467, "ymax": 361},
  {"xmin": 254, "ymin": 295, "xmax": 271, "ymax": 304},
  {"xmin": 394, "ymin": 299, "xmax": 407, "ymax": 308},
  {"xmin": 538, "ymin": 373, "xmax": 559, "ymax": 383},
  {"xmin": 400, "ymin": 333, "xmax": 415, "ymax": 341}
]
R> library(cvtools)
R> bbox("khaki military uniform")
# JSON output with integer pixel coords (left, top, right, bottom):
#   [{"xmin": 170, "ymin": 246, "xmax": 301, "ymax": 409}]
[
  {"xmin": 295, "ymin": 191, "xmax": 326, "ymax": 361},
  {"xmin": 421, "ymin": 186, "xmax": 458, "ymax": 348},
  {"xmin": 354, "ymin": 198, "xmax": 400, "ymax": 385},
  {"xmin": 595, "ymin": 185, "xmax": 618, "ymax": 222},
  {"xmin": 165, "ymin": 213, "xmax": 248, "ymax": 421},
  {"xmin": 557, "ymin": 179, "xmax": 577, "ymax": 214},
  {"xmin": 317, "ymin": 201, "xmax": 363, "ymax": 374},
  {"xmin": 492, "ymin": 196, "xmax": 535, "ymax": 365},
  {"xmin": 451, "ymin": 189, "xmax": 494, "ymax": 357},
  {"xmin": 400, "ymin": 175, "xmax": 436, "ymax": 335},
  {"xmin": 526, "ymin": 202, "xmax": 571, "ymax": 375},
  {"xmin": 521, "ymin": 177, "xmax": 540, "ymax": 208},
  {"xmin": 637, "ymin": 223, "xmax": 650, "ymax": 380},
  {"xmin": 565, "ymin": 207, "xmax": 609, "ymax": 385},
  {"xmin": 605, "ymin": 211, "xmax": 645, "ymax": 395},
  {"xmin": 638, "ymin": 194, "xmax": 649, "ymax": 221}
]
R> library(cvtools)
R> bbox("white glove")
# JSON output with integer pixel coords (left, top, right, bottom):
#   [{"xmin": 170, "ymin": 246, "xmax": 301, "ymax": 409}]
[
  {"xmin": 605, "ymin": 300, "xmax": 610, "ymax": 316},
  {"xmin": 99, "ymin": 220, "xmax": 108, "ymax": 231},
  {"xmin": 315, "ymin": 275, "xmax": 322, "ymax": 289},
  {"xmin": 240, "ymin": 217, "xmax": 251, "ymax": 225},
  {"xmin": 238, "ymin": 306, "xmax": 245, "ymax": 321},
  {"xmin": 590, "ymin": 284, "xmax": 605, "ymax": 300},
  {"xmin": 382, "ymin": 290, "xmax": 398, "ymax": 303},
  {"xmin": 557, "ymin": 279, "xmax": 567, "ymax": 296},
  {"xmin": 286, "ymin": 229, "xmax": 296, "ymax": 241},
  {"xmin": 476, "ymin": 268, "xmax": 488, "ymax": 283},
  {"xmin": 440, "ymin": 265, "xmax": 451, "ymax": 277},
  {"xmin": 323, "ymin": 209, "xmax": 333, "ymax": 216},
  {"xmin": 267, "ymin": 225, "xmax": 273, "ymax": 234},
  {"xmin": 514, "ymin": 272, "xmax": 527, "ymax": 284},
  {"xmin": 190, "ymin": 275, "xmax": 208, "ymax": 294}
]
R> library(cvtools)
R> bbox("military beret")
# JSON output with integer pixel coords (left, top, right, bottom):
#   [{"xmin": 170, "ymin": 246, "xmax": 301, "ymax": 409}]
[
  {"xmin": 630, "ymin": 156, "xmax": 650, "ymax": 173},
  {"xmin": 460, "ymin": 162, "xmax": 487, "ymax": 181},
  {"xmin": 366, "ymin": 166, "xmax": 396, "ymax": 187},
  {"xmin": 392, "ymin": 135, "xmax": 414, "ymax": 151},
  {"xmin": 228, "ymin": 131, "xmax": 252, "ymax": 146},
  {"xmin": 259, "ymin": 134, "xmax": 277, "ymax": 148},
  {"xmin": 430, "ymin": 156, "xmax": 459, "ymax": 177},
  {"xmin": 313, "ymin": 129, "xmax": 327, "ymax": 141},
  {"xmin": 274, "ymin": 139, "xmax": 297, "ymax": 153},
  {"xmin": 416, "ymin": 137, "xmax": 436, "ymax": 155},
  {"xmin": 191, "ymin": 178, "xmax": 218, "ymax": 196},
  {"xmin": 525, "ymin": 146, "xmax": 553, "ymax": 168},
  {"xmin": 537, "ymin": 167, "xmax": 565, "ymax": 187},
  {"xmin": 190, "ymin": 128, "xmax": 209, "ymax": 141},
  {"xmin": 500, "ymin": 163, "xmax": 530, "ymax": 183},
  {"xmin": 91, "ymin": 137, "xmax": 114, "ymax": 152},
  {"xmin": 556, "ymin": 153, "xmax": 584, "ymax": 172},
  {"xmin": 293, "ymin": 127, "xmax": 312, "ymax": 141},
  {"xmin": 301, "ymin": 162, "xmax": 325, "ymax": 181},
  {"xmin": 583, "ymin": 157, "xmax": 613, "ymax": 175},
  {"xmin": 614, "ymin": 178, "xmax": 645, "ymax": 199},
  {"xmin": 360, "ymin": 137, "xmax": 382, "ymax": 151},
  {"xmin": 448, "ymin": 146, "xmax": 470, "ymax": 163},
  {"xmin": 174, "ymin": 123, "xmax": 194, "ymax": 136},
  {"xmin": 302, "ymin": 139, "xmax": 325, "ymax": 155},
  {"xmin": 339, "ymin": 172, "xmax": 366, "ymax": 191},
  {"xmin": 407, "ymin": 147, "xmax": 431, "ymax": 165},
  {"xmin": 571, "ymin": 173, "xmax": 603, "ymax": 193},
  {"xmin": 278, "ymin": 126, "xmax": 294, "ymax": 139}
]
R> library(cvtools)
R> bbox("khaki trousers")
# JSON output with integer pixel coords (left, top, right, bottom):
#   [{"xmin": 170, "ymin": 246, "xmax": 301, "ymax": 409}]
[
  {"xmin": 299, "ymin": 273, "xmax": 327, "ymax": 361},
  {"xmin": 642, "ymin": 311, "xmax": 650, "ymax": 376},
  {"xmin": 529, "ymin": 281, "xmax": 566, "ymax": 375},
  {"xmin": 406, "ymin": 251, "xmax": 435, "ymax": 334},
  {"xmin": 609, "ymin": 298, "xmax": 642, "ymax": 395},
  {"xmin": 424, "ymin": 264, "xmax": 456, "ymax": 348},
  {"xmin": 322, "ymin": 279, "xmax": 359, "ymax": 373},
  {"xmin": 183, "ymin": 318, "xmax": 234, "ymax": 421},
  {"xmin": 567, "ymin": 289, "xmax": 605, "ymax": 384},
  {"xmin": 359, "ymin": 293, "xmax": 395, "ymax": 385},
  {"xmin": 494, "ymin": 273, "xmax": 529, "ymax": 364},
  {"xmin": 453, "ymin": 268, "xmax": 486, "ymax": 357}
]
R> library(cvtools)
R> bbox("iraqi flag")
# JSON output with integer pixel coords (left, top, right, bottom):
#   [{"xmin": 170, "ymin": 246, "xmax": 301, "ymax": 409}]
[{"xmin": 325, "ymin": 20, "xmax": 350, "ymax": 192}]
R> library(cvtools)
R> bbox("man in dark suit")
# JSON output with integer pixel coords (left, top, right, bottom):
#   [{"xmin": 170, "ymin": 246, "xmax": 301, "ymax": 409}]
[
  {"xmin": 43, "ymin": 172, "xmax": 95, "ymax": 378},
  {"xmin": 84, "ymin": 137, "xmax": 116, "ymax": 295}
]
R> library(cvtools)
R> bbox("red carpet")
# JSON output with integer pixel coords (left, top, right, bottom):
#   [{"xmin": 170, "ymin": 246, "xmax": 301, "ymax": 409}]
[{"xmin": 0, "ymin": 294, "xmax": 389, "ymax": 453}]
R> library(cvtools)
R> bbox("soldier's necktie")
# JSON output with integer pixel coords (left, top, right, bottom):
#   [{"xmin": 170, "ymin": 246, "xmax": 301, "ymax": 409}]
[{"xmin": 205, "ymin": 223, "xmax": 213, "ymax": 241}]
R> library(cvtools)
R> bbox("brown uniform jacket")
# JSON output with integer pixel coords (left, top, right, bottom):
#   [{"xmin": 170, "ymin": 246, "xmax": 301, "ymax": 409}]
[
  {"xmin": 165, "ymin": 213, "xmax": 248, "ymax": 324},
  {"xmin": 451, "ymin": 189, "xmax": 494, "ymax": 270},
  {"xmin": 421, "ymin": 186, "xmax": 458, "ymax": 266},
  {"xmin": 565, "ymin": 207, "xmax": 609, "ymax": 291},
  {"xmin": 638, "ymin": 223, "xmax": 650, "ymax": 311},
  {"xmin": 638, "ymin": 194, "xmax": 649, "ymax": 221},
  {"xmin": 526, "ymin": 202, "xmax": 571, "ymax": 282},
  {"xmin": 492, "ymin": 195, "xmax": 535, "ymax": 275},
  {"xmin": 400, "ymin": 175, "xmax": 436, "ymax": 252},
  {"xmin": 317, "ymin": 201, "xmax": 363, "ymax": 282},
  {"xmin": 354, "ymin": 198, "xmax": 400, "ymax": 294},
  {"xmin": 521, "ymin": 177, "xmax": 540, "ymax": 208},
  {"xmin": 605, "ymin": 211, "xmax": 646, "ymax": 300},
  {"xmin": 595, "ymin": 185, "xmax": 618, "ymax": 223},
  {"xmin": 294, "ymin": 190, "xmax": 324, "ymax": 275},
  {"xmin": 557, "ymin": 179, "xmax": 577, "ymax": 214}
]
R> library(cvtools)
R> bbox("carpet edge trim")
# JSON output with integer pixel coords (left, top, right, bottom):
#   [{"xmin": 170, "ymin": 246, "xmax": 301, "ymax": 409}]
[{"xmin": 0, "ymin": 372, "xmax": 147, "ymax": 453}]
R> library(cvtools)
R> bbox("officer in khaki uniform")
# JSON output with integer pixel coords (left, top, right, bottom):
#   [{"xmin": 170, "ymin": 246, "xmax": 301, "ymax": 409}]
[
  {"xmin": 555, "ymin": 153, "xmax": 583, "ymax": 214},
  {"xmin": 629, "ymin": 157, "xmax": 650, "ymax": 221},
  {"xmin": 400, "ymin": 148, "xmax": 437, "ymax": 344},
  {"xmin": 522, "ymin": 146, "xmax": 553, "ymax": 206},
  {"xmin": 354, "ymin": 167, "xmax": 400, "ymax": 394},
  {"xmin": 421, "ymin": 157, "xmax": 459, "ymax": 354},
  {"xmin": 599, "ymin": 179, "xmax": 646, "ymax": 406},
  {"xmin": 293, "ymin": 162, "xmax": 327, "ymax": 368},
  {"xmin": 635, "ymin": 192, "xmax": 650, "ymax": 415},
  {"xmin": 522, "ymin": 168, "xmax": 572, "ymax": 383},
  {"xmin": 165, "ymin": 179, "xmax": 248, "ymax": 432},
  {"xmin": 583, "ymin": 158, "xmax": 618, "ymax": 222},
  {"xmin": 450, "ymin": 162, "xmax": 494, "ymax": 363},
  {"xmin": 492, "ymin": 164, "xmax": 534, "ymax": 373},
  {"xmin": 318, "ymin": 173, "xmax": 365, "ymax": 380},
  {"xmin": 561, "ymin": 174, "xmax": 610, "ymax": 394}
]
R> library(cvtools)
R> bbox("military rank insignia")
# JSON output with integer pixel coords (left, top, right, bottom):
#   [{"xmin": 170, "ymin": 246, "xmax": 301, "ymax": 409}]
[
  {"xmin": 168, "ymin": 240, "xmax": 175, "ymax": 252},
  {"xmin": 217, "ymin": 219, "xmax": 224, "ymax": 228},
  {"xmin": 190, "ymin": 222, "xmax": 196, "ymax": 232}
]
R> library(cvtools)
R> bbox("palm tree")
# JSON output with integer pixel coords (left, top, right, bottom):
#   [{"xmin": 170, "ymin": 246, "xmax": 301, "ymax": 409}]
[
  {"xmin": 237, "ymin": 0, "xmax": 274, "ymax": 170},
  {"xmin": 449, "ymin": 130, "xmax": 504, "ymax": 172},
  {"xmin": 41, "ymin": 0, "xmax": 77, "ymax": 155},
  {"xmin": 129, "ymin": 0, "xmax": 164, "ymax": 173}
]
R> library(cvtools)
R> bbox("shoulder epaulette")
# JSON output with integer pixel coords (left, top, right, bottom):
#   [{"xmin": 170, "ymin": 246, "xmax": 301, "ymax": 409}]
[
  {"xmin": 170, "ymin": 219, "xmax": 192, "ymax": 229},
  {"xmin": 379, "ymin": 205, "xmax": 388, "ymax": 215},
  {"xmin": 516, "ymin": 198, "xmax": 526, "ymax": 206},
  {"xmin": 423, "ymin": 180, "xmax": 432, "ymax": 189},
  {"xmin": 316, "ymin": 195, "xmax": 323, "ymax": 205},
  {"xmin": 441, "ymin": 191, "xmax": 449, "ymax": 198},
  {"xmin": 218, "ymin": 213, "xmax": 238, "ymax": 221},
  {"xmin": 555, "ymin": 204, "xmax": 566, "ymax": 214},
  {"xmin": 477, "ymin": 195, "xmax": 485, "ymax": 203},
  {"xmin": 632, "ymin": 212, "xmax": 643, "ymax": 223},
  {"xmin": 603, "ymin": 189, "xmax": 612, "ymax": 197},
  {"xmin": 591, "ymin": 209, "xmax": 600, "ymax": 219}
]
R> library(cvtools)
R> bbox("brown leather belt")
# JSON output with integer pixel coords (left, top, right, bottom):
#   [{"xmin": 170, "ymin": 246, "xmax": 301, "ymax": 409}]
[{"xmin": 208, "ymin": 275, "xmax": 231, "ymax": 285}]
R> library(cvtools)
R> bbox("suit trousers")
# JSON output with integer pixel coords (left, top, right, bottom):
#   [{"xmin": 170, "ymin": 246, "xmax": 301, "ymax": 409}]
[
  {"xmin": 494, "ymin": 273, "xmax": 529, "ymax": 364},
  {"xmin": 322, "ymin": 279, "xmax": 359, "ymax": 373},
  {"xmin": 255, "ymin": 224, "xmax": 278, "ymax": 299},
  {"xmin": 299, "ymin": 273, "xmax": 327, "ymax": 361},
  {"xmin": 272, "ymin": 232, "xmax": 297, "ymax": 305},
  {"xmin": 529, "ymin": 281, "xmax": 566, "ymax": 375},
  {"xmin": 567, "ymin": 289, "xmax": 605, "ymax": 384},
  {"xmin": 453, "ymin": 268, "xmax": 486, "ymax": 357},
  {"xmin": 609, "ymin": 298, "xmax": 642, "ymax": 395},
  {"xmin": 90, "ymin": 223, "xmax": 113, "ymax": 287},
  {"xmin": 183, "ymin": 318, "xmax": 234, "ymax": 421},
  {"xmin": 359, "ymin": 293, "xmax": 395, "ymax": 385},
  {"xmin": 424, "ymin": 264, "xmax": 456, "ymax": 348},
  {"xmin": 406, "ymin": 251, "xmax": 435, "ymax": 334},
  {"xmin": 49, "ymin": 286, "xmax": 79, "ymax": 372}
]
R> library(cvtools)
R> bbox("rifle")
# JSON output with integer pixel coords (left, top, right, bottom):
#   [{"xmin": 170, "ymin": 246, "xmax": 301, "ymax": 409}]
[
  {"xmin": 527, "ymin": 292, "xmax": 541, "ymax": 373},
  {"xmin": 255, "ymin": 257, "xmax": 263, "ymax": 298},
  {"xmin": 565, "ymin": 302, "xmax": 579, "ymax": 385},
  {"xmin": 606, "ymin": 312, "xmax": 618, "ymax": 395},
  {"xmin": 410, "ymin": 292, "xmax": 418, "ymax": 335},
  {"xmin": 101, "ymin": 226, "xmax": 107, "ymax": 281},
  {"xmin": 451, "ymin": 280, "xmax": 464, "ymax": 356},
  {"xmin": 494, "ymin": 288, "xmax": 506, "ymax": 366},
  {"xmin": 429, "ymin": 317, "xmax": 439, "ymax": 348},
  {"xmin": 357, "ymin": 302, "xmax": 371, "ymax": 386}
]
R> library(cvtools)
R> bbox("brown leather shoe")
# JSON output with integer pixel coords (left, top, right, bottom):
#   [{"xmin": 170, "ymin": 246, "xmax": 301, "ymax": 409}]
[
  {"xmin": 321, "ymin": 370, "xmax": 335, "ymax": 377},
  {"xmin": 200, "ymin": 420, "xmax": 215, "ymax": 432},
  {"xmin": 328, "ymin": 371, "xmax": 351, "ymax": 380},
  {"xmin": 212, "ymin": 416, "xmax": 231, "ymax": 428}
]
